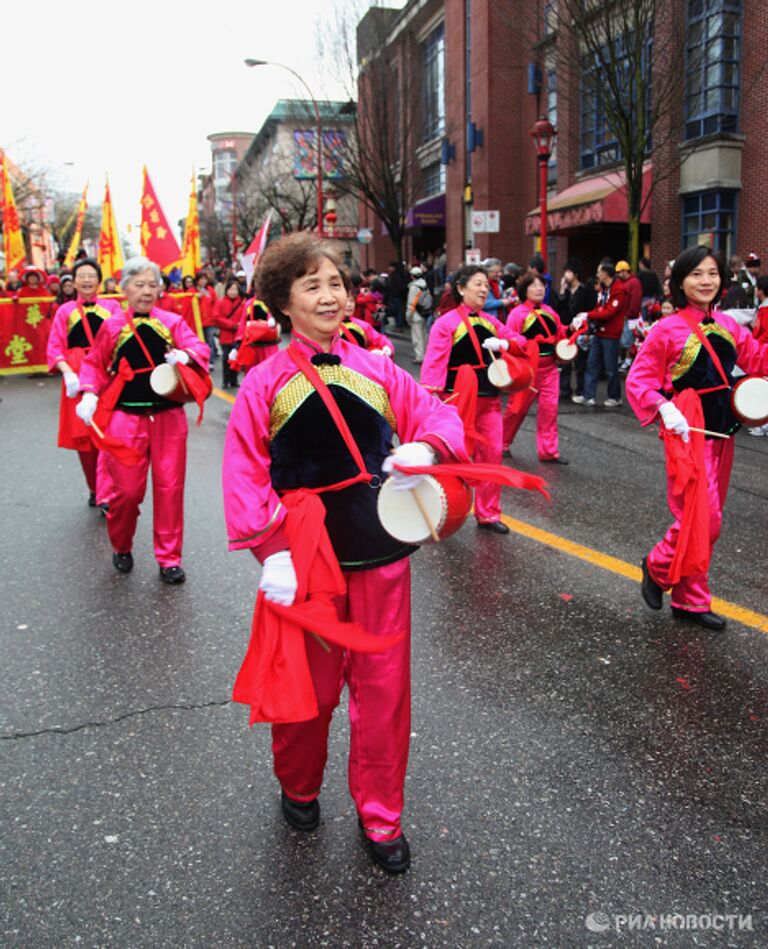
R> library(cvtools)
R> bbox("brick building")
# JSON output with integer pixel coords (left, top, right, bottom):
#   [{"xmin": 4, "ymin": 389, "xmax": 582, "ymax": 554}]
[{"xmin": 356, "ymin": 0, "xmax": 767, "ymax": 281}]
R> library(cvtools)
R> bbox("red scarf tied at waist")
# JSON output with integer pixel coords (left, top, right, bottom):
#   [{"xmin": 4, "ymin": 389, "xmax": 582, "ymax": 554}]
[{"xmin": 232, "ymin": 490, "xmax": 406, "ymax": 725}]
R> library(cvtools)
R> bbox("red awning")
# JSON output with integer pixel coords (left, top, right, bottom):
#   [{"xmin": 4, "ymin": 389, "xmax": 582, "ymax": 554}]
[{"xmin": 525, "ymin": 163, "xmax": 652, "ymax": 235}]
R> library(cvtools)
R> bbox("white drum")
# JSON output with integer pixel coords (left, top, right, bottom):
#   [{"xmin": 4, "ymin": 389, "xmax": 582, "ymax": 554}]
[
  {"xmin": 487, "ymin": 358, "xmax": 513, "ymax": 390},
  {"xmin": 377, "ymin": 473, "xmax": 472, "ymax": 545},
  {"xmin": 555, "ymin": 338, "xmax": 578, "ymax": 363},
  {"xmin": 149, "ymin": 363, "xmax": 183, "ymax": 398},
  {"xmin": 731, "ymin": 376, "xmax": 768, "ymax": 426}
]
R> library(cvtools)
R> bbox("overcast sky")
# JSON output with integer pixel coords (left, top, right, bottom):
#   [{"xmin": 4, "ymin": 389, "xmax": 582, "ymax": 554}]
[{"xmin": 2, "ymin": 0, "xmax": 405, "ymax": 256}]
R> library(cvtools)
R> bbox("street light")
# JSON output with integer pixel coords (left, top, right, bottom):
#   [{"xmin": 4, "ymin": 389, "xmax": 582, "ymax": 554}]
[
  {"xmin": 530, "ymin": 114, "xmax": 557, "ymax": 270},
  {"xmin": 245, "ymin": 58, "xmax": 325, "ymax": 237}
]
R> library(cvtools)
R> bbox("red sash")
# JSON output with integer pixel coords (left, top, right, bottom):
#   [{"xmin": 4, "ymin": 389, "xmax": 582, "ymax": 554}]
[{"xmin": 677, "ymin": 306, "xmax": 731, "ymax": 395}]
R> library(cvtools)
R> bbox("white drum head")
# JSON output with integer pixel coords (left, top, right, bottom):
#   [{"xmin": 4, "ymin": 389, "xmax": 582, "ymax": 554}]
[
  {"xmin": 377, "ymin": 475, "xmax": 446, "ymax": 544},
  {"xmin": 556, "ymin": 339, "xmax": 577, "ymax": 362},
  {"xmin": 733, "ymin": 376, "xmax": 768, "ymax": 424},
  {"xmin": 487, "ymin": 359, "xmax": 512, "ymax": 389},
  {"xmin": 149, "ymin": 363, "xmax": 179, "ymax": 397}
]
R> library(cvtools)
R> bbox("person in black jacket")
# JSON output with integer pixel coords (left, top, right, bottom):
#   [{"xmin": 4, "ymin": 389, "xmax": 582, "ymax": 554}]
[{"xmin": 553, "ymin": 259, "xmax": 597, "ymax": 399}]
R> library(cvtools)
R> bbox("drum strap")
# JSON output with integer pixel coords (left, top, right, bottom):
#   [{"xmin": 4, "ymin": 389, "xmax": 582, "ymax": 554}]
[
  {"xmin": 455, "ymin": 305, "xmax": 488, "ymax": 369},
  {"xmin": 286, "ymin": 341, "xmax": 376, "ymax": 494},
  {"xmin": 124, "ymin": 309, "xmax": 158, "ymax": 370},
  {"xmin": 76, "ymin": 303, "xmax": 97, "ymax": 348},
  {"xmin": 677, "ymin": 306, "xmax": 730, "ymax": 394}
]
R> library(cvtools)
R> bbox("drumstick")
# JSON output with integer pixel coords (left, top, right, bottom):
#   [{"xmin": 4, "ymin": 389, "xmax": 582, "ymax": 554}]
[
  {"xmin": 311, "ymin": 632, "xmax": 331, "ymax": 653},
  {"xmin": 688, "ymin": 427, "xmax": 730, "ymax": 439},
  {"xmin": 411, "ymin": 487, "xmax": 441, "ymax": 543},
  {"xmin": 90, "ymin": 421, "xmax": 105, "ymax": 439}
]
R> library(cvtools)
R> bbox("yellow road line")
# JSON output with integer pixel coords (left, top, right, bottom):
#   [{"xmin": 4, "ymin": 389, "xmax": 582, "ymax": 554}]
[
  {"xmin": 500, "ymin": 512, "xmax": 768, "ymax": 634},
  {"xmin": 213, "ymin": 387, "xmax": 236, "ymax": 405}
]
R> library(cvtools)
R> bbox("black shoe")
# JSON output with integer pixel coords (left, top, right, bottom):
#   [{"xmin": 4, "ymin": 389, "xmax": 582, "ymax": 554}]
[
  {"xmin": 540, "ymin": 456, "xmax": 569, "ymax": 465},
  {"xmin": 88, "ymin": 492, "xmax": 97, "ymax": 507},
  {"xmin": 112, "ymin": 552, "xmax": 133, "ymax": 574},
  {"xmin": 281, "ymin": 791, "xmax": 320, "ymax": 831},
  {"xmin": 366, "ymin": 833, "xmax": 411, "ymax": 874},
  {"xmin": 99, "ymin": 503, "xmax": 109, "ymax": 517},
  {"xmin": 159, "ymin": 565, "xmax": 186, "ymax": 585},
  {"xmin": 671, "ymin": 606, "xmax": 726, "ymax": 631},
  {"xmin": 477, "ymin": 520, "xmax": 510, "ymax": 534},
  {"xmin": 640, "ymin": 556, "xmax": 663, "ymax": 610}
]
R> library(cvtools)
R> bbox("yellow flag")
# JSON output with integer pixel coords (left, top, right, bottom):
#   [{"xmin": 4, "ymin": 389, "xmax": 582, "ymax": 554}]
[
  {"xmin": 97, "ymin": 178, "xmax": 124, "ymax": 280},
  {"xmin": 180, "ymin": 170, "xmax": 201, "ymax": 277},
  {"xmin": 63, "ymin": 183, "xmax": 89, "ymax": 267},
  {"xmin": 1, "ymin": 152, "xmax": 27, "ymax": 274}
]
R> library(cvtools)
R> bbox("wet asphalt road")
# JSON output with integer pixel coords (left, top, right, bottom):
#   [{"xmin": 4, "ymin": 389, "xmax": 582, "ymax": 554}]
[{"xmin": 1, "ymin": 339, "xmax": 768, "ymax": 949}]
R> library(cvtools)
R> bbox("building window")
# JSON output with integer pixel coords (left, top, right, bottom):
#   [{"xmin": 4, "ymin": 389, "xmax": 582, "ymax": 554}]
[
  {"xmin": 543, "ymin": 0, "xmax": 557, "ymax": 36},
  {"xmin": 685, "ymin": 0, "xmax": 741, "ymax": 140},
  {"xmin": 579, "ymin": 33, "xmax": 652, "ymax": 171},
  {"xmin": 213, "ymin": 149, "xmax": 237, "ymax": 186},
  {"xmin": 422, "ymin": 161, "xmax": 446, "ymax": 197},
  {"xmin": 423, "ymin": 24, "xmax": 445, "ymax": 143},
  {"xmin": 682, "ymin": 189, "xmax": 737, "ymax": 256},
  {"xmin": 546, "ymin": 54, "xmax": 557, "ymax": 181}
]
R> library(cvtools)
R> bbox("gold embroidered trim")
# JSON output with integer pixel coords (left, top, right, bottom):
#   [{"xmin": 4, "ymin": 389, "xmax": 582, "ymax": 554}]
[
  {"xmin": 66, "ymin": 304, "xmax": 111, "ymax": 334},
  {"xmin": 270, "ymin": 364, "xmax": 396, "ymax": 440},
  {"xmin": 671, "ymin": 323, "xmax": 735, "ymax": 382},
  {"xmin": 452, "ymin": 315, "xmax": 495, "ymax": 346},
  {"xmin": 112, "ymin": 316, "xmax": 173, "ymax": 363}
]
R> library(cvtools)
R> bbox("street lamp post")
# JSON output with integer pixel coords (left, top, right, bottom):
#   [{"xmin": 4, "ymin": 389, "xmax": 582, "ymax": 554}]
[
  {"xmin": 530, "ymin": 115, "xmax": 557, "ymax": 271},
  {"xmin": 245, "ymin": 58, "xmax": 324, "ymax": 237}
]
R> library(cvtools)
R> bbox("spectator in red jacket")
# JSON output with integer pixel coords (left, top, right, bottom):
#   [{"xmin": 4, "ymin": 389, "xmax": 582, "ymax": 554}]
[
  {"xmin": 213, "ymin": 277, "xmax": 244, "ymax": 389},
  {"xmin": 195, "ymin": 272, "xmax": 217, "ymax": 369},
  {"xmin": 572, "ymin": 261, "xmax": 629, "ymax": 407},
  {"xmin": 615, "ymin": 260, "xmax": 644, "ymax": 370}
]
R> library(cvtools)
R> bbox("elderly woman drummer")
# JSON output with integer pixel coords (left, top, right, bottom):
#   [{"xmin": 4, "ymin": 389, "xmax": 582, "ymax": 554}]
[
  {"xmin": 626, "ymin": 245, "xmax": 768, "ymax": 630},
  {"xmin": 222, "ymin": 232, "xmax": 466, "ymax": 874},
  {"xmin": 76, "ymin": 256, "xmax": 210, "ymax": 584}
]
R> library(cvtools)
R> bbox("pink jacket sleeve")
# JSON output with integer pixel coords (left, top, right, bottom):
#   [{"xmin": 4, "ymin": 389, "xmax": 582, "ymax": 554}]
[
  {"xmin": 353, "ymin": 317, "xmax": 392, "ymax": 352},
  {"xmin": 46, "ymin": 305, "xmax": 72, "ymax": 370},
  {"xmin": 167, "ymin": 311, "xmax": 211, "ymax": 371},
  {"xmin": 78, "ymin": 322, "xmax": 116, "ymax": 395},
  {"xmin": 420, "ymin": 311, "xmax": 456, "ymax": 391}
]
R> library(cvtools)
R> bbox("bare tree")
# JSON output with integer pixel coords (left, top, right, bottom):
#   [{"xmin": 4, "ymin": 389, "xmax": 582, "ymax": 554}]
[
  {"xmin": 236, "ymin": 149, "xmax": 319, "ymax": 241},
  {"xmin": 315, "ymin": 0, "xmax": 426, "ymax": 261}
]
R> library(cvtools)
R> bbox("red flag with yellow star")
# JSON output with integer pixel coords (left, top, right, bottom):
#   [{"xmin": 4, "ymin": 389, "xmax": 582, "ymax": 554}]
[
  {"xmin": 63, "ymin": 183, "xmax": 89, "ymax": 267},
  {"xmin": 98, "ymin": 178, "xmax": 125, "ymax": 280},
  {"xmin": 1, "ymin": 152, "xmax": 27, "ymax": 274},
  {"xmin": 140, "ymin": 166, "xmax": 181, "ymax": 271}
]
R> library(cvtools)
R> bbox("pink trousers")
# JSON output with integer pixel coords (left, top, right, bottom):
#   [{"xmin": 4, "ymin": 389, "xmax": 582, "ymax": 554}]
[
  {"xmin": 474, "ymin": 396, "xmax": 503, "ymax": 523},
  {"xmin": 502, "ymin": 362, "xmax": 560, "ymax": 460},
  {"xmin": 104, "ymin": 407, "xmax": 188, "ymax": 566},
  {"xmin": 272, "ymin": 557, "xmax": 411, "ymax": 842},
  {"xmin": 648, "ymin": 436, "xmax": 734, "ymax": 611}
]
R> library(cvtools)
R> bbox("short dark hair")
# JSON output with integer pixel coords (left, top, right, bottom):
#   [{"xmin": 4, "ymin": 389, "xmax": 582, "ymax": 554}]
[
  {"xmin": 669, "ymin": 245, "xmax": 726, "ymax": 309},
  {"xmin": 224, "ymin": 276, "xmax": 243, "ymax": 295},
  {"xmin": 257, "ymin": 232, "xmax": 342, "ymax": 321},
  {"xmin": 756, "ymin": 275, "xmax": 768, "ymax": 295},
  {"xmin": 518, "ymin": 272, "xmax": 546, "ymax": 301},
  {"xmin": 563, "ymin": 258, "xmax": 583, "ymax": 279},
  {"xmin": 339, "ymin": 267, "xmax": 353, "ymax": 294},
  {"xmin": 529, "ymin": 253, "xmax": 546, "ymax": 273},
  {"xmin": 598, "ymin": 262, "xmax": 616, "ymax": 280},
  {"xmin": 451, "ymin": 264, "xmax": 488, "ymax": 304},
  {"xmin": 72, "ymin": 257, "xmax": 102, "ymax": 282},
  {"xmin": 639, "ymin": 256, "xmax": 651, "ymax": 269}
]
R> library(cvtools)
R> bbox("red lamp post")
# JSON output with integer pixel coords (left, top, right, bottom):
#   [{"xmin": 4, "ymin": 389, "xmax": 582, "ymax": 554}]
[{"xmin": 530, "ymin": 115, "xmax": 557, "ymax": 270}]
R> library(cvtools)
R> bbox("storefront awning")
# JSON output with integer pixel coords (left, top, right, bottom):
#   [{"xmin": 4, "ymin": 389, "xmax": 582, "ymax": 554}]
[
  {"xmin": 405, "ymin": 193, "xmax": 446, "ymax": 229},
  {"xmin": 525, "ymin": 164, "xmax": 652, "ymax": 235}
]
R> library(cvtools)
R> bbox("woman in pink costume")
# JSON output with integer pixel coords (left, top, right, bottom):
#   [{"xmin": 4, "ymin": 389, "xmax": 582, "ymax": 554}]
[
  {"xmin": 222, "ymin": 233, "xmax": 466, "ymax": 873},
  {"xmin": 627, "ymin": 246, "xmax": 768, "ymax": 631},
  {"xmin": 338, "ymin": 270, "xmax": 393, "ymax": 354},
  {"xmin": 502, "ymin": 272, "xmax": 568, "ymax": 463},
  {"xmin": 230, "ymin": 291, "xmax": 280, "ymax": 373},
  {"xmin": 77, "ymin": 257, "xmax": 210, "ymax": 585},
  {"xmin": 46, "ymin": 258, "xmax": 123, "ymax": 508},
  {"xmin": 420, "ymin": 263, "xmax": 525, "ymax": 534}
]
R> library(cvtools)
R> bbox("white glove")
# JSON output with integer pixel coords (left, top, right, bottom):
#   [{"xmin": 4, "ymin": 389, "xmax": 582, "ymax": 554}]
[
  {"xmin": 228, "ymin": 347, "xmax": 239, "ymax": 365},
  {"xmin": 572, "ymin": 314, "xmax": 587, "ymax": 330},
  {"xmin": 370, "ymin": 345, "xmax": 393, "ymax": 357},
  {"xmin": 63, "ymin": 370, "xmax": 79, "ymax": 399},
  {"xmin": 165, "ymin": 349, "xmax": 190, "ymax": 366},
  {"xmin": 266, "ymin": 316, "xmax": 276, "ymax": 328},
  {"xmin": 259, "ymin": 550, "xmax": 298, "ymax": 606},
  {"xmin": 659, "ymin": 402, "xmax": 690, "ymax": 443},
  {"xmin": 382, "ymin": 442, "xmax": 435, "ymax": 492},
  {"xmin": 481, "ymin": 337, "xmax": 509, "ymax": 352},
  {"xmin": 75, "ymin": 392, "xmax": 98, "ymax": 426}
]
